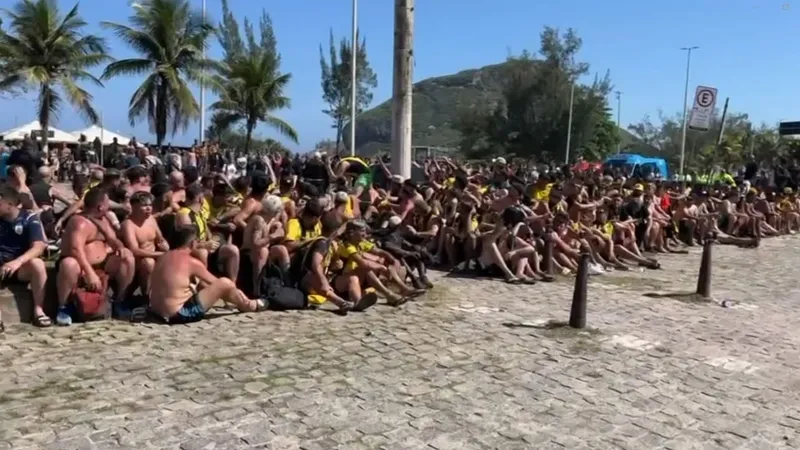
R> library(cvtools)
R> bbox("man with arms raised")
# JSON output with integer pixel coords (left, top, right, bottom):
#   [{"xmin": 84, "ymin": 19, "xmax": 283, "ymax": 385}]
[
  {"xmin": 56, "ymin": 188, "xmax": 136, "ymax": 326},
  {"xmin": 121, "ymin": 191, "xmax": 169, "ymax": 294},
  {"xmin": 149, "ymin": 225, "xmax": 266, "ymax": 323}
]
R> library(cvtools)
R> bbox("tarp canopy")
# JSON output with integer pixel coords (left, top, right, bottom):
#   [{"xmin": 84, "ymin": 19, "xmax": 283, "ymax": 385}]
[
  {"xmin": 70, "ymin": 125, "xmax": 142, "ymax": 147},
  {"xmin": 0, "ymin": 120, "xmax": 79, "ymax": 144}
]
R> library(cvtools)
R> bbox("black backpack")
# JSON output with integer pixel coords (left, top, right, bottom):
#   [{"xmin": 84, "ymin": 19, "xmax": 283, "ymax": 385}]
[{"xmin": 258, "ymin": 261, "xmax": 307, "ymax": 310}]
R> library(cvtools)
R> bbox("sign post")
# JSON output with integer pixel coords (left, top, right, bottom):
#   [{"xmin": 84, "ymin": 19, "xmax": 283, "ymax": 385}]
[{"xmin": 688, "ymin": 86, "xmax": 718, "ymax": 132}]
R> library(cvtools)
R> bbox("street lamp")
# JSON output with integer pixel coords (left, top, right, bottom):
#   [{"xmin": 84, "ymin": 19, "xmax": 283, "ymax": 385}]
[
  {"xmin": 679, "ymin": 46, "xmax": 699, "ymax": 178},
  {"xmin": 615, "ymin": 90, "xmax": 622, "ymax": 154},
  {"xmin": 349, "ymin": 0, "xmax": 358, "ymax": 157},
  {"xmin": 199, "ymin": 0, "xmax": 207, "ymax": 144},
  {"xmin": 565, "ymin": 82, "xmax": 574, "ymax": 164}
]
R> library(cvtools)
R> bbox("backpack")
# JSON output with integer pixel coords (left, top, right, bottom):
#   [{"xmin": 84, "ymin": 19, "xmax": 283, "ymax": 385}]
[
  {"xmin": 258, "ymin": 261, "xmax": 306, "ymax": 310},
  {"xmin": 70, "ymin": 269, "xmax": 110, "ymax": 322}
]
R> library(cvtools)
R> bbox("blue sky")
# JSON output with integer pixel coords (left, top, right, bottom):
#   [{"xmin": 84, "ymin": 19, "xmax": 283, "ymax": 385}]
[{"xmin": 1, "ymin": 0, "xmax": 798, "ymax": 150}]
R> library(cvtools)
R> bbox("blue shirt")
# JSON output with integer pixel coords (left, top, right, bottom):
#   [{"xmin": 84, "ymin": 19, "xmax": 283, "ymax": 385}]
[
  {"xmin": 0, "ymin": 153, "xmax": 9, "ymax": 179},
  {"xmin": 0, "ymin": 211, "xmax": 45, "ymax": 261}
]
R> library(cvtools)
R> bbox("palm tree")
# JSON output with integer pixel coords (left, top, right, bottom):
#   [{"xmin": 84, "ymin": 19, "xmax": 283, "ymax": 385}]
[
  {"xmin": 211, "ymin": 5, "xmax": 297, "ymax": 153},
  {"xmin": 210, "ymin": 51, "xmax": 298, "ymax": 153},
  {"xmin": 101, "ymin": 0, "xmax": 213, "ymax": 146},
  {"xmin": 0, "ymin": 0, "xmax": 109, "ymax": 149}
]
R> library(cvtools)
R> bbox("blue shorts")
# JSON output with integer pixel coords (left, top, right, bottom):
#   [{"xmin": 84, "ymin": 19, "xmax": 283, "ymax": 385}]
[{"xmin": 169, "ymin": 294, "xmax": 205, "ymax": 324}]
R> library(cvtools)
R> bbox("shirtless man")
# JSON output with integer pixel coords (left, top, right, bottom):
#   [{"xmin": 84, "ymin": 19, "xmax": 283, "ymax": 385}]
[
  {"xmin": 56, "ymin": 188, "xmax": 136, "ymax": 326},
  {"xmin": 241, "ymin": 195, "xmax": 285, "ymax": 285},
  {"xmin": 232, "ymin": 172, "xmax": 272, "ymax": 244},
  {"xmin": 126, "ymin": 166, "xmax": 151, "ymax": 195},
  {"xmin": 121, "ymin": 191, "xmax": 169, "ymax": 294},
  {"xmin": 149, "ymin": 225, "xmax": 266, "ymax": 323},
  {"xmin": 176, "ymin": 184, "xmax": 240, "ymax": 281},
  {"xmin": 167, "ymin": 171, "xmax": 186, "ymax": 212}
]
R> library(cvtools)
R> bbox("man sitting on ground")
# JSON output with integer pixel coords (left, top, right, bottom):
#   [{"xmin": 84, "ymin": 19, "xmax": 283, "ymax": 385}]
[
  {"xmin": 149, "ymin": 225, "xmax": 266, "ymax": 323},
  {"xmin": 121, "ymin": 191, "xmax": 169, "ymax": 295},
  {"xmin": 0, "ymin": 185, "xmax": 50, "ymax": 327},
  {"xmin": 176, "ymin": 184, "xmax": 240, "ymax": 281},
  {"xmin": 56, "ymin": 188, "xmax": 136, "ymax": 326}
]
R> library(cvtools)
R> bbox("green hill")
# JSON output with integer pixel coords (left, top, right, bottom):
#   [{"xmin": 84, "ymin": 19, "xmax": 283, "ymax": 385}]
[{"xmin": 350, "ymin": 60, "xmax": 654, "ymax": 158}]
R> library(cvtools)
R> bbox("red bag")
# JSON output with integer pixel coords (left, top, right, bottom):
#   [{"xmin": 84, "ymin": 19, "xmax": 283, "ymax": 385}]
[{"xmin": 71, "ymin": 270, "xmax": 110, "ymax": 322}]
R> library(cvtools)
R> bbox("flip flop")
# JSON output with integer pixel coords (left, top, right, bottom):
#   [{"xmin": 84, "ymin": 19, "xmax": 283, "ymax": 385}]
[
  {"xmin": 539, "ymin": 275, "xmax": 556, "ymax": 283},
  {"xmin": 129, "ymin": 307, "xmax": 147, "ymax": 323},
  {"xmin": 387, "ymin": 296, "xmax": 409, "ymax": 307},
  {"xmin": 504, "ymin": 277, "xmax": 523, "ymax": 285},
  {"xmin": 407, "ymin": 288, "xmax": 426, "ymax": 299},
  {"xmin": 521, "ymin": 277, "xmax": 537, "ymax": 285},
  {"xmin": 33, "ymin": 314, "xmax": 52, "ymax": 328},
  {"xmin": 352, "ymin": 292, "xmax": 379, "ymax": 312}
]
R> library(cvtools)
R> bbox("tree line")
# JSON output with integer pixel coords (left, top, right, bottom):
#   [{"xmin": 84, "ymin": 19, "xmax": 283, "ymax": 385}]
[{"xmin": 0, "ymin": 0, "xmax": 378, "ymax": 154}]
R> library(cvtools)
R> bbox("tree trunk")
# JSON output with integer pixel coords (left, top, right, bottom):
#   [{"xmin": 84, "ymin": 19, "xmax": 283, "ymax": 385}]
[
  {"xmin": 335, "ymin": 118, "xmax": 343, "ymax": 156},
  {"xmin": 155, "ymin": 78, "xmax": 168, "ymax": 147},
  {"xmin": 40, "ymin": 84, "xmax": 50, "ymax": 154},
  {"xmin": 245, "ymin": 120, "xmax": 255, "ymax": 154}
]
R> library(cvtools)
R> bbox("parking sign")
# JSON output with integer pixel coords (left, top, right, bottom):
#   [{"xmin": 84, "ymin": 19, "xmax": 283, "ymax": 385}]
[{"xmin": 688, "ymin": 86, "xmax": 717, "ymax": 131}]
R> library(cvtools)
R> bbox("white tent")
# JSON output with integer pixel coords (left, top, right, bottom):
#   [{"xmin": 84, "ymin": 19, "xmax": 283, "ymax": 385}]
[
  {"xmin": 0, "ymin": 120, "xmax": 79, "ymax": 144},
  {"xmin": 70, "ymin": 124, "xmax": 142, "ymax": 147}
]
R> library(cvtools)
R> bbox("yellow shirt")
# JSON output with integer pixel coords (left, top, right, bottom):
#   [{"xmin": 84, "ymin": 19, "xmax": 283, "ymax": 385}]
[
  {"xmin": 200, "ymin": 197, "xmax": 211, "ymax": 222},
  {"xmin": 285, "ymin": 218, "xmax": 321, "ymax": 242},
  {"xmin": 337, "ymin": 240, "xmax": 374, "ymax": 272},
  {"xmin": 532, "ymin": 183, "xmax": 553, "ymax": 202},
  {"xmin": 178, "ymin": 206, "xmax": 208, "ymax": 240},
  {"xmin": 344, "ymin": 196, "xmax": 354, "ymax": 218}
]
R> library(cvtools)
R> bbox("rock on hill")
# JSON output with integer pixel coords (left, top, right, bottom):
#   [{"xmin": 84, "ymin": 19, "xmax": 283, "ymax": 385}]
[{"xmin": 350, "ymin": 60, "xmax": 652, "ymax": 158}]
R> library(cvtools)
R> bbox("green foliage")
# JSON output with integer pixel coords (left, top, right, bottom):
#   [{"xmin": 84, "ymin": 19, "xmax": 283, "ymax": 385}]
[
  {"xmin": 454, "ymin": 27, "xmax": 619, "ymax": 162},
  {"xmin": 207, "ymin": 121, "xmax": 289, "ymax": 154},
  {"xmin": 101, "ymin": 0, "xmax": 213, "ymax": 146},
  {"xmin": 627, "ymin": 110, "xmax": 800, "ymax": 173},
  {"xmin": 354, "ymin": 28, "xmax": 620, "ymax": 160},
  {"xmin": 209, "ymin": 0, "xmax": 297, "ymax": 153},
  {"xmin": 0, "ymin": 0, "xmax": 109, "ymax": 146},
  {"xmin": 319, "ymin": 29, "xmax": 377, "ymax": 152}
]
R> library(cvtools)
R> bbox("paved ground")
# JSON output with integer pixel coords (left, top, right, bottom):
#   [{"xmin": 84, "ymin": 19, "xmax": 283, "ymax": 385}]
[{"xmin": 2, "ymin": 237, "xmax": 800, "ymax": 450}]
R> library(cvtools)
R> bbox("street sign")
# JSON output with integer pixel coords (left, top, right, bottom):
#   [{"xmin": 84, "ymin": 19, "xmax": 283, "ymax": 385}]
[
  {"xmin": 779, "ymin": 121, "xmax": 800, "ymax": 136},
  {"xmin": 688, "ymin": 85, "xmax": 717, "ymax": 132}
]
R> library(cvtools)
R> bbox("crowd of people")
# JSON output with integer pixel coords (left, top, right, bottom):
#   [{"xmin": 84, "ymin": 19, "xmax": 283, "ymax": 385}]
[{"xmin": 0, "ymin": 138, "xmax": 794, "ymax": 331}]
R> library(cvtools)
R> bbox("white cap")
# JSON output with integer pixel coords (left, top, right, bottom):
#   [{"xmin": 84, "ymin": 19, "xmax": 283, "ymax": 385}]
[
  {"xmin": 492, "ymin": 157, "xmax": 507, "ymax": 165},
  {"xmin": 388, "ymin": 216, "xmax": 402, "ymax": 227}
]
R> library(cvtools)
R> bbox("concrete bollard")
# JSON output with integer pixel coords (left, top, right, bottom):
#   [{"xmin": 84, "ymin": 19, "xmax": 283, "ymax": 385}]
[
  {"xmin": 569, "ymin": 251, "xmax": 590, "ymax": 329},
  {"xmin": 696, "ymin": 236, "xmax": 714, "ymax": 298},
  {"xmin": 542, "ymin": 231, "xmax": 554, "ymax": 276}
]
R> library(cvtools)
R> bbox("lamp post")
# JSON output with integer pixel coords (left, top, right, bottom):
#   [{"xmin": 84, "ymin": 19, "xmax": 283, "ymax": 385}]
[
  {"xmin": 679, "ymin": 46, "xmax": 699, "ymax": 178},
  {"xmin": 615, "ymin": 90, "xmax": 622, "ymax": 154},
  {"xmin": 565, "ymin": 82, "xmax": 574, "ymax": 164},
  {"xmin": 349, "ymin": 0, "xmax": 358, "ymax": 157},
  {"xmin": 199, "ymin": 0, "xmax": 206, "ymax": 145}
]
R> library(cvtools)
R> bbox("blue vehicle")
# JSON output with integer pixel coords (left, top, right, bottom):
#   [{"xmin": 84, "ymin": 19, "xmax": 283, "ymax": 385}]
[{"xmin": 603, "ymin": 154, "xmax": 669, "ymax": 179}]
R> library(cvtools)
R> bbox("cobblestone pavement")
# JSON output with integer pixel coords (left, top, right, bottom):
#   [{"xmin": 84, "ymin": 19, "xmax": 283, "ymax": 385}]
[{"xmin": 2, "ymin": 237, "xmax": 800, "ymax": 450}]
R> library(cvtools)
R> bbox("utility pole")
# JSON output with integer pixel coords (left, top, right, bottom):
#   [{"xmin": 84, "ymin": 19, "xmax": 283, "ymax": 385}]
[
  {"xmin": 564, "ymin": 82, "xmax": 574, "ymax": 164},
  {"xmin": 199, "ymin": 0, "xmax": 206, "ymax": 144},
  {"xmin": 391, "ymin": 0, "xmax": 413, "ymax": 180},
  {"xmin": 349, "ymin": 0, "xmax": 358, "ymax": 157},
  {"xmin": 615, "ymin": 90, "xmax": 622, "ymax": 154},
  {"xmin": 679, "ymin": 46, "xmax": 699, "ymax": 178}
]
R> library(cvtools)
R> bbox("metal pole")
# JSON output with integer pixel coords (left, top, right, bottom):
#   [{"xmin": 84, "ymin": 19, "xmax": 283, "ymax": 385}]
[
  {"xmin": 391, "ymin": 0, "xmax": 413, "ymax": 179},
  {"xmin": 679, "ymin": 46, "xmax": 698, "ymax": 179},
  {"xmin": 199, "ymin": 0, "xmax": 206, "ymax": 144},
  {"xmin": 565, "ymin": 82, "xmax": 574, "ymax": 164},
  {"xmin": 349, "ymin": 0, "xmax": 358, "ymax": 157},
  {"xmin": 100, "ymin": 112, "xmax": 104, "ymax": 166},
  {"xmin": 615, "ymin": 90, "xmax": 622, "ymax": 154}
]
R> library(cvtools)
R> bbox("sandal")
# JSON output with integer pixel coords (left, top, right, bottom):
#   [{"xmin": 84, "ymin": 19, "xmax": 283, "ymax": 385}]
[
  {"xmin": 34, "ymin": 314, "xmax": 52, "ymax": 328},
  {"xmin": 520, "ymin": 277, "xmax": 537, "ymax": 285},
  {"xmin": 255, "ymin": 298, "xmax": 269, "ymax": 312},
  {"xmin": 129, "ymin": 307, "xmax": 147, "ymax": 323},
  {"xmin": 504, "ymin": 277, "xmax": 523, "ymax": 285},
  {"xmin": 352, "ymin": 292, "xmax": 379, "ymax": 312},
  {"xmin": 387, "ymin": 296, "xmax": 409, "ymax": 307},
  {"xmin": 407, "ymin": 288, "xmax": 426, "ymax": 299}
]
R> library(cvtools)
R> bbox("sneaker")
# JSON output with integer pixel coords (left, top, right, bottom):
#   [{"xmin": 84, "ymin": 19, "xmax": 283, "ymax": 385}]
[
  {"xmin": 56, "ymin": 307, "xmax": 72, "ymax": 326},
  {"xmin": 588, "ymin": 263, "xmax": 605, "ymax": 276}
]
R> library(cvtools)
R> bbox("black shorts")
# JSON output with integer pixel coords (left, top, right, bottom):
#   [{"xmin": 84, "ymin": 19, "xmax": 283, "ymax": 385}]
[{"xmin": 167, "ymin": 293, "xmax": 205, "ymax": 324}]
